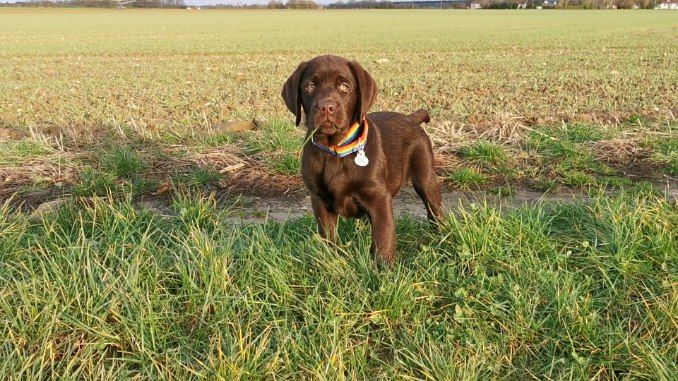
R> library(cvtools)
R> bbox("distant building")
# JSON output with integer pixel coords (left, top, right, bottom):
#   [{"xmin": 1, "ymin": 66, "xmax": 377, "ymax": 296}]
[
  {"xmin": 658, "ymin": 0, "xmax": 678, "ymax": 9},
  {"xmin": 469, "ymin": 2, "xmax": 481, "ymax": 8}
]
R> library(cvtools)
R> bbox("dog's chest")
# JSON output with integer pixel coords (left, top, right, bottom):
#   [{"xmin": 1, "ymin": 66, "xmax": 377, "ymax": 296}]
[{"xmin": 317, "ymin": 160, "xmax": 366, "ymax": 217}]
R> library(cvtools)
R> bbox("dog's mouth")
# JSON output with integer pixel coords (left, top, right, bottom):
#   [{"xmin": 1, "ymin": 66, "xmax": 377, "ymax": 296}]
[
  {"xmin": 312, "ymin": 118, "xmax": 346, "ymax": 136},
  {"xmin": 315, "ymin": 124, "xmax": 338, "ymax": 136}
]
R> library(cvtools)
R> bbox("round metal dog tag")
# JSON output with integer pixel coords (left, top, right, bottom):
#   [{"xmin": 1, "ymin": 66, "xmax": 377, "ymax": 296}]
[{"xmin": 354, "ymin": 150, "xmax": 369, "ymax": 167}]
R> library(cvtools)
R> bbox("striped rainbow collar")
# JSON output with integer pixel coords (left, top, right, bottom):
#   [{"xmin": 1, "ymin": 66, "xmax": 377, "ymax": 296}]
[{"xmin": 311, "ymin": 119, "xmax": 369, "ymax": 158}]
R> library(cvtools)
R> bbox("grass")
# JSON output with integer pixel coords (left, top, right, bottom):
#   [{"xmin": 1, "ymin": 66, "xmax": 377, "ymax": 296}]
[
  {"xmin": 445, "ymin": 167, "xmax": 490, "ymax": 189},
  {"xmin": 487, "ymin": 185, "xmax": 517, "ymax": 197},
  {"xmin": 0, "ymin": 139, "xmax": 54, "ymax": 165},
  {"xmin": 458, "ymin": 141, "xmax": 507, "ymax": 167},
  {"xmin": 0, "ymin": 9, "xmax": 675, "ymax": 193},
  {"xmin": 100, "ymin": 146, "xmax": 145, "ymax": 180},
  {"xmin": 244, "ymin": 120, "xmax": 302, "ymax": 175},
  {"xmin": 73, "ymin": 167, "xmax": 118, "ymax": 196},
  {"xmin": 0, "ymin": 10, "xmax": 676, "ymax": 378},
  {"xmin": 1, "ymin": 190, "xmax": 676, "ymax": 379},
  {"xmin": 525, "ymin": 128, "xmax": 625, "ymax": 190},
  {"xmin": 175, "ymin": 167, "xmax": 222, "ymax": 188},
  {"xmin": 528, "ymin": 132, "xmax": 586, "ymax": 161},
  {"xmin": 562, "ymin": 170, "xmax": 596, "ymax": 188},
  {"xmin": 1, "ymin": 9, "xmax": 675, "ymax": 131},
  {"xmin": 652, "ymin": 137, "xmax": 678, "ymax": 176},
  {"xmin": 554, "ymin": 123, "xmax": 611, "ymax": 144}
]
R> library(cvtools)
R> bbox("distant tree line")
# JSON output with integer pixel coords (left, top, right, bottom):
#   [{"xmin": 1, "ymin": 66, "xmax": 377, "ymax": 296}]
[
  {"xmin": 325, "ymin": 0, "xmax": 657, "ymax": 8},
  {"xmin": 0, "ymin": 0, "xmax": 659, "ymax": 9},
  {"xmin": 565, "ymin": 0, "xmax": 655, "ymax": 8},
  {"xmin": 1, "ymin": 0, "xmax": 186, "ymax": 8},
  {"xmin": 325, "ymin": 0, "xmax": 466, "ymax": 8},
  {"xmin": 203, "ymin": 0, "xmax": 318, "ymax": 9}
]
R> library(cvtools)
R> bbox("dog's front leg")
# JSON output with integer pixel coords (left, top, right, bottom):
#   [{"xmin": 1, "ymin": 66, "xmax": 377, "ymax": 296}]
[
  {"xmin": 364, "ymin": 192, "xmax": 396, "ymax": 265},
  {"xmin": 311, "ymin": 195, "xmax": 338, "ymax": 242}
]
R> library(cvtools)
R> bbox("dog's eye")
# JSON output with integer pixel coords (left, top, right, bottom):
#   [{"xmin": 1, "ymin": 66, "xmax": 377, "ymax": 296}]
[
  {"xmin": 305, "ymin": 83, "xmax": 315, "ymax": 93},
  {"xmin": 338, "ymin": 83, "xmax": 350, "ymax": 92}
]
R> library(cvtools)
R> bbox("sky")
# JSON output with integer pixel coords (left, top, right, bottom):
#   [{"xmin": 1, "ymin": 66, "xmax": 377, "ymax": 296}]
[
  {"xmin": 0, "ymin": 0, "xmax": 268, "ymax": 3},
  {"xmin": 1, "ymin": 0, "xmax": 442, "ymax": 5},
  {"xmin": 0, "ymin": 0, "xmax": 369, "ymax": 4}
]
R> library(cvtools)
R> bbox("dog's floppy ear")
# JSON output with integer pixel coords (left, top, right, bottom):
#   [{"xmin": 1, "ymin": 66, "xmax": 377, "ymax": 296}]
[
  {"xmin": 348, "ymin": 60, "xmax": 378, "ymax": 123},
  {"xmin": 281, "ymin": 61, "xmax": 308, "ymax": 126}
]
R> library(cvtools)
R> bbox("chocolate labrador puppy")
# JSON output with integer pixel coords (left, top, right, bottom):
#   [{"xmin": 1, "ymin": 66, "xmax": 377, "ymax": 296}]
[{"xmin": 281, "ymin": 55, "xmax": 443, "ymax": 264}]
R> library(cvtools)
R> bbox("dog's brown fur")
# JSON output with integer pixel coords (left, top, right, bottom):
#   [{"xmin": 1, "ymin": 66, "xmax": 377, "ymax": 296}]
[{"xmin": 282, "ymin": 55, "xmax": 443, "ymax": 264}]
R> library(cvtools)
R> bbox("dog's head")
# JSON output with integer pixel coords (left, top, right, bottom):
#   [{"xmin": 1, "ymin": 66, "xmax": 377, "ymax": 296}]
[{"xmin": 281, "ymin": 55, "xmax": 377, "ymax": 137}]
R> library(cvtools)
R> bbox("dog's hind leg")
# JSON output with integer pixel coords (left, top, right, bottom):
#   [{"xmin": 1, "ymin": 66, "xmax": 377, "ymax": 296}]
[{"xmin": 410, "ymin": 145, "xmax": 444, "ymax": 224}]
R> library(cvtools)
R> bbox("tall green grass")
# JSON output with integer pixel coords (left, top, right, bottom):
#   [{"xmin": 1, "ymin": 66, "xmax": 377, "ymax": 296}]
[{"xmin": 1, "ymin": 191, "xmax": 675, "ymax": 379}]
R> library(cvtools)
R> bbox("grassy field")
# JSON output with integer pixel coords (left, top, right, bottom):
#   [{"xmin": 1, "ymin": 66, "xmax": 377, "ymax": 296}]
[
  {"xmin": 0, "ymin": 8, "xmax": 677, "ymax": 380},
  {"xmin": 0, "ymin": 8, "xmax": 676, "ymax": 197},
  {"xmin": 2, "ymin": 189, "xmax": 676, "ymax": 379}
]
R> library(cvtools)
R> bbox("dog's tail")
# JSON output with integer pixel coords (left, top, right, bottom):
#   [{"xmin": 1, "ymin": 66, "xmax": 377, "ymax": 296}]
[{"xmin": 409, "ymin": 109, "xmax": 430, "ymax": 125}]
